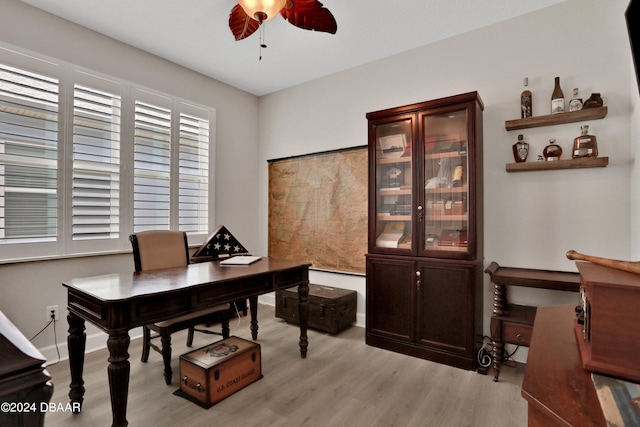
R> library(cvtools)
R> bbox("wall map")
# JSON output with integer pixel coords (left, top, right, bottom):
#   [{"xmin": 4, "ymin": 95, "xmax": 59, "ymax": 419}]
[{"xmin": 268, "ymin": 146, "xmax": 367, "ymax": 275}]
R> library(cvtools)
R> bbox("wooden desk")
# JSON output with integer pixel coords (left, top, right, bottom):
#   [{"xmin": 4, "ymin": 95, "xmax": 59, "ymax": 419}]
[
  {"xmin": 484, "ymin": 262, "xmax": 580, "ymax": 381},
  {"xmin": 522, "ymin": 305, "xmax": 606, "ymax": 426},
  {"xmin": 63, "ymin": 258, "xmax": 311, "ymax": 427}
]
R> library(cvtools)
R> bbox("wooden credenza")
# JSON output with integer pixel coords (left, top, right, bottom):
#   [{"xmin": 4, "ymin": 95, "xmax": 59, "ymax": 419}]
[{"xmin": 522, "ymin": 305, "xmax": 606, "ymax": 426}]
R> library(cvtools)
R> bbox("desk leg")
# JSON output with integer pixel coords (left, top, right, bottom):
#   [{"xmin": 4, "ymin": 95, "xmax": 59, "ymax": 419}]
[
  {"xmin": 249, "ymin": 296, "xmax": 259, "ymax": 340},
  {"xmin": 67, "ymin": 313, "xmax": 86, "ymax": 411},
  {"xmin": 107, "ymin": 331, "xmax": 130, "ymax": 427},
  {"xmin": 298, "ymin": 280, "xmax": 309, "ymax": 358}
]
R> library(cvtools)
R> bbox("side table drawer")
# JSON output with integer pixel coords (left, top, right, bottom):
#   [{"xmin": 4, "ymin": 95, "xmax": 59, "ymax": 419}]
[{"xmin": 503, "ymin": 322, "xmax": 532, "ymax": 346}]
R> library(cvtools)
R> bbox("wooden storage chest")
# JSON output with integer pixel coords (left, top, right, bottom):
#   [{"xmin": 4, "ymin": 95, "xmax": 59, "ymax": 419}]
[
  {"xmin": 275, "ymin": 284, "xmax": 357, "ymax": 334},
  {"xmin": 179, "ymin": 336, "xmax": 262, "ymax": 408}
]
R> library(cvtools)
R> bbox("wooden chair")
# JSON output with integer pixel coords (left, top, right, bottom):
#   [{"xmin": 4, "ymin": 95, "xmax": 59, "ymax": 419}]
[{"xmin": 129, "ymin": 230, "xmax": 231, "ymax": 385}]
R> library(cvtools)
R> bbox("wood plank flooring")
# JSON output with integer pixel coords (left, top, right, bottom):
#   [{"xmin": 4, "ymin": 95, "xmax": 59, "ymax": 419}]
[{"xmin": 44, "ymin": 304, "xmax": 526, "ymax": 427}]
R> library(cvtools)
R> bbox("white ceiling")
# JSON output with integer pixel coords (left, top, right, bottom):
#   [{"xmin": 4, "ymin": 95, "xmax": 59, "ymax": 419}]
[{"xmin": 19, "ymin": 0, "xmax": 568, "ymax": 96}]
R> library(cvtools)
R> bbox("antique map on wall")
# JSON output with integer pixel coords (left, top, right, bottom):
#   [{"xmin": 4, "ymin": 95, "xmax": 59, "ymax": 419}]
[{"xmin": 268, "ymin": 146, "xmax": 367, "ymax": 275}]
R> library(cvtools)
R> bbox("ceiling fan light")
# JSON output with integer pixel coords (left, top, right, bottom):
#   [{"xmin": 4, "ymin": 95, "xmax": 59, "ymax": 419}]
[{"xmin": 238, "ymin": 0, "xmax": 287, "ymax": 22}]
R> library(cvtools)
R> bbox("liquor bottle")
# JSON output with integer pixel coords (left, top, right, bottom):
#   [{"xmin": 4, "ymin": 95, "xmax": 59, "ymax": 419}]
[
  {"xmin": 572, "ymin": 125, "xmax": 598, "ymax": 158},
  {"xmin": 521, "ymin": 77, "xmax": 532, "ymax": 118},
  {"xmin": 512, "ymin": 134, "xmax": 529, "ymax": 163},
  {"xmin": 551, "ymin": 76, "xmax": 565, "ymax": 114},
  {"xmin": 569, "ymin": 88, "xmax": 583, "ymax": 112},
  {"xmin": 543, "ymin": 138, "xmax": 562, "ymax": 161}
]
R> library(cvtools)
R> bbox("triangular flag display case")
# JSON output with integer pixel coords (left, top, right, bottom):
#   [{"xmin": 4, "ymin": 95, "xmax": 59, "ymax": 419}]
[{"xmin": 191, "ymin": 225, "xmax": 250, "ymax": 262}]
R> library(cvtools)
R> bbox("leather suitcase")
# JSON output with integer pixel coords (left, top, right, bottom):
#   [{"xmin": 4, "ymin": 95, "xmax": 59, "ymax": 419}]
[
  {"xmin": 275, "ymin": 284, "xmax": 357, "ymax": 334},
  {"xmin": 179, "ymin": 336, "xmax": 262, "ymax": 408}
]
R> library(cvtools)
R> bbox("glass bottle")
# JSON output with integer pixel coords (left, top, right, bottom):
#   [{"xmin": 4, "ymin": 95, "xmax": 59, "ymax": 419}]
[
  {"xmin": 569, "ymin": 88, "xmax": 583, "ymax": 112},
  {"xmin": 543, "ymin": 138, "xmax": 562, "ymax": 161},
  {"xmin": 521, "ymin": 77, "xmax": 532, "ymax": 118},
  {"xmin": 512, "ymin": 134, "xmax": 529, "ymax": 163},
  {"xmin": 572, "ymin": 125, "xmax": 598, "ymax": 158},
  {"xmin": 551, "ymin": 76, "xmax": 565, "ymax": 114}
]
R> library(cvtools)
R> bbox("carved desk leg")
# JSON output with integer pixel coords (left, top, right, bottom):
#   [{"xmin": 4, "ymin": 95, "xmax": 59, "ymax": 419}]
[
  {"xmin": 249, "ymin": 296, "xmax": 259, "ymax": 340},
  {"xmin": 491, "ymin": 283, "xmax": 506, "ymax": 382},
  {"xmin": 107, "ymin": 331, "xmax": 130, "ymax": 427},
  {"xmin": 67, "ymin": 312, "xmax": 86, "ymax": 411},
  {"xmin": 298, "ymin": 279, "xmax": 309, "ymax": 358}
]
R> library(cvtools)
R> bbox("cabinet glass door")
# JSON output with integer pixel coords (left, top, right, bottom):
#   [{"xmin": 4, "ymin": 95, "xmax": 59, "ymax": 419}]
[
  {"xmin": 374, "ymin": 119, "xmax": 412, "ymax": 251},
  {"xmin": 422, "ymin": 108, "xmax": 469, "ymax": 256}
]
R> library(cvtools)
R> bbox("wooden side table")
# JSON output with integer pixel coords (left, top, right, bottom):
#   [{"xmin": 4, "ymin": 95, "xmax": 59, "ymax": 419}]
[{"xmin": 484, "ymin": 262, "xmax": 580, "ymax": 382}]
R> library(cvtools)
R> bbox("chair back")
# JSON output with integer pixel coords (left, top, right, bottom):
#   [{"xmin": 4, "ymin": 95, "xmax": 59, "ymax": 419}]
[{"xmin": 129, "ymin": 230, "xmax": 190, "ymax": 272}]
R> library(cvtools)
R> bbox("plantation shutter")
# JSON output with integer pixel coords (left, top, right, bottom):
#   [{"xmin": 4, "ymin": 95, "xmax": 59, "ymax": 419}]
[
  {"xmin": 72, "ymin": 84, "xmax": 121, "ymax": 240},
  {"xmin": 178, "ymin": 112, "xmax": 209, "ymax": 234},
  {"xmin": 133, "ymin": 100, "xmax": 171, "ymax": 232},
  {"xmin": 0, "ymin": 63, "xmax": 58, "ymax": 243}
]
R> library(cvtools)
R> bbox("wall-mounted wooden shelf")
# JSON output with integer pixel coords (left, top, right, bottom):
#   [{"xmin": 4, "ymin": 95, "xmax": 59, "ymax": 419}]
[
  {"xmin": 506, "ymin": 156, "xmax": 608, "ymax": 172},
  {"xmin": 505, "ymin": 107, "xmax": 608, "ymax": 131}
]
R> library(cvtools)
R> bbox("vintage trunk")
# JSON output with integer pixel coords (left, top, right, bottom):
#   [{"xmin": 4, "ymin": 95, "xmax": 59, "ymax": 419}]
[
  {"xmin": 275, "ymin": 284, "xmax": 357, "ymax": 334},
  {"xmin": 179, "ymin": 336, "xmax": 262, "ymax": 408}
]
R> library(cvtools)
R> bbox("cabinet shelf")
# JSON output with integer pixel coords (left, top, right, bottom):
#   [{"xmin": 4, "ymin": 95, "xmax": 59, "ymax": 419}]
[
  {"xmin": 506, "ymin": 156, "xmax": 608, "ymax": 172},
  {"xmin": 425, "ymin": 151, "xmax": 467, "ymax": 160},
  {"xmin": 377, "ymin": 214, "xmax": 411, "ymax": 221},
  {"xmin": 504, "ymin": 107, "xmax": 607, "ymax": 131},
  {"xmin": 379, "ymin": 187, "xmax": 411, "ymax": 195},
  {"xmin": 425, "ymin": 186, "xmax": 468, "ymax": 194},
  {"xmin": 377, "ymin": 156, "xmax": 411, "ymax": 164}
]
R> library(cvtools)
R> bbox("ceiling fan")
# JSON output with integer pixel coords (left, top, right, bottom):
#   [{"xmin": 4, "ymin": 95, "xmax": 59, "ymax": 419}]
[{"xmin": 229, "ymin": 0, "xmax": 337, "ymax": 41}]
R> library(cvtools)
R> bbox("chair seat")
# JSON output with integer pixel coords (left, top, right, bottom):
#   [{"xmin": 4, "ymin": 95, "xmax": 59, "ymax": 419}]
[{"xmin": 153, "ymin": 304, "xmax": 230, "ymax": 328}]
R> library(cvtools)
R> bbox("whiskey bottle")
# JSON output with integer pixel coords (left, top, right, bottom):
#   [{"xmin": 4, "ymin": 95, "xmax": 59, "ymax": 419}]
[
  {"xmin": 572, "ymin": 125, "xmax": 598, "ymax": 158},
  {"xmin": 569, "ymin": 88, "xmax": 583, "ymax": 112},
  {"xmin": 543, "ymin": 138, "xmax": 562, "ymax": 161},
  {"xmin": 521, "ymin": 77, "xmax": 532, "ymax": 118},
  {"xmin": 551, "ymin": 76, "xmax": 565, "ymax": 114},
  {"xmin": 512, "ymin": 134, "xmax": 529, "ymax": 163}
]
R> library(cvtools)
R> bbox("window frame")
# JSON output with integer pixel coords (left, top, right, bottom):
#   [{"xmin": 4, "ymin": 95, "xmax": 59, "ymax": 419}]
[{"xmin": 0, "ymin": 46, "xmax": 216, "ymax": 262}]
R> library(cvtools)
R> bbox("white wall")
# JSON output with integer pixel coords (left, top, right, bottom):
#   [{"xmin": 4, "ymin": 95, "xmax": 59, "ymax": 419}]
[
  {"xmin": 0, "ymin": 0, "xmax": 260, "ymax": 360},
  {"xmin": 257, "ymin": 0, "xmax": 634, "ymax": 362}
]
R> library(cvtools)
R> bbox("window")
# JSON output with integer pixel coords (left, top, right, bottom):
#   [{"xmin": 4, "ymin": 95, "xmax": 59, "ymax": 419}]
[
  {"xmin": 0, "ymin": 48, "xmax": 215, "ymax": 261},
  {"xmin": 72, "ymin": 84, "xmax": 121, "ymax": 241},
  {"xmin": 178, "ymin": 111, "xmax": 210, "ymax": 234},
  {"xmin": 0, "ymin": 63, "xmax": 59, "ymax": 245},
  {"xmin": 133, "ymin": 100, "xmax": 171, "ymax": 232}
]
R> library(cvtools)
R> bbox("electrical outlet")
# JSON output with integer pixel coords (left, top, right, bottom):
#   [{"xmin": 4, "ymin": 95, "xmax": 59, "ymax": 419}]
[{"xmin": 46, "ymin": 305, "xmax": 59, "ymax": 322}]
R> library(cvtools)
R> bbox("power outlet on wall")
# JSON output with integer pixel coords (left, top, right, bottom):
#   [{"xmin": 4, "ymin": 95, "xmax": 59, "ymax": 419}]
[{"xmin": 46, "ymin": 305, "xmax": 59, "ymax": 322}]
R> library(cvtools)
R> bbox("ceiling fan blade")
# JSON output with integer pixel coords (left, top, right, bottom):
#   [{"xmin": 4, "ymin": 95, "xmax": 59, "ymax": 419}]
[
  {"xmin": 229, "ymin": 4, "xmax": 261, "ymax": 41},
  {"xmin": 280, "ymin": 0, "xmax": 337, "ymax": 34}
]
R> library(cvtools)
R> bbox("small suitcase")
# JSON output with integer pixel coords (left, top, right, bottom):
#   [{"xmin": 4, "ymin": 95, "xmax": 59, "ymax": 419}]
[
  {"xmin": 179, "ymin": 336, "xmax": 262, "ymax": 408},
  {"xmin": 275, "ymin": 284, "xmax": 357, "ymax": 334}
]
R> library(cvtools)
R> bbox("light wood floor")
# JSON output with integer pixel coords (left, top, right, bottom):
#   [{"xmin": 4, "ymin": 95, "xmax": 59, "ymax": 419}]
[{"xmin": 44, "ymin": 304, "xmax": 527, "ymax": 427}]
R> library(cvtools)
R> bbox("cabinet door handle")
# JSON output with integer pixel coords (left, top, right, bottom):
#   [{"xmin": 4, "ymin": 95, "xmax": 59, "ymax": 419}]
[
  {"xmin": 417, "ymin": 205, "xmax": 424, "ymax": 220},
  {"xmin": 416, "ymin": 271, "xmax": 421, "ymax": 288}
]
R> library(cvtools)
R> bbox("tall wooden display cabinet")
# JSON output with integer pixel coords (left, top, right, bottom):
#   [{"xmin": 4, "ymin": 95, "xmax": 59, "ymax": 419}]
[{"xmin": 365, "ymin": 92, "xmax": 484, "ymax": 370}]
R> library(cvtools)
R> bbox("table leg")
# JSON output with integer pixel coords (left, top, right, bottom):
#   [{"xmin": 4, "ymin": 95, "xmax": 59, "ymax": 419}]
[
  {"xmin": 298, "ymin": 280, "xmax": 309, "ymax": 358},
  {"xmin": 107, "ymin": 331, "xmax": 130, "ymax": 427},
  {"xmin": 67, "ymin": 312, "xmax": 86, "ymax": 411},
  {"xmin": 249, "ymin": 296, "xmax": 259, "ymax": 340}
]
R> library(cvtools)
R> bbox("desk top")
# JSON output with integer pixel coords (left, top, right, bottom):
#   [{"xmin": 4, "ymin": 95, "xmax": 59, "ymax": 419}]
[
  {"xmin": 63, "ymin": 257, "xmax": 311, "ymax": 301},
  {"xmin": 484, "ymin": 261, "xmax": 580, "ymax": 292}
]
